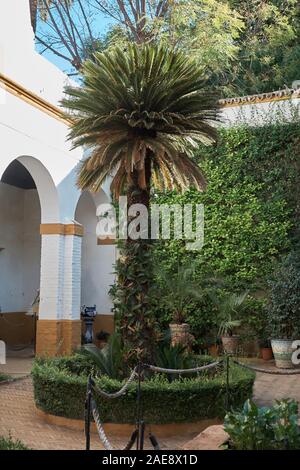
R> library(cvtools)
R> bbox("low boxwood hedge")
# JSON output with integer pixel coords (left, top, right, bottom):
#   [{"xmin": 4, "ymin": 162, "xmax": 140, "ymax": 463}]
[{"xmin": 32, "ymin": 355, "xmax": 255, "ymax": 424}]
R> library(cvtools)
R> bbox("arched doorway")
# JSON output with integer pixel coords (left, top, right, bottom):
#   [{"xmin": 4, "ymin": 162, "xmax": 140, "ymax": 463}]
[
  {"xmin": 0, "ymin": 160, "xmax": 40, "ymax": 352},
  {"xmin": 0, "ymin": 156, "xmax": 59, "ymax": 354},
  {"xmin": 75, "ymin": 191, "xmax": 116, "ymax": 340}
]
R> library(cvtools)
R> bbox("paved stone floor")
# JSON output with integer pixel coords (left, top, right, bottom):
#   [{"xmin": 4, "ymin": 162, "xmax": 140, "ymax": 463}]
[
  {"xmin": 0, "ymin": 347, "xmax": 34, "ymax": 378},
  {"xmin": 0, "ymin": 378, "xmax": 196, "ymax": 450},
  {"xmin": 1, "ymin": 358, "xmax": 300, "ymax": 450}
]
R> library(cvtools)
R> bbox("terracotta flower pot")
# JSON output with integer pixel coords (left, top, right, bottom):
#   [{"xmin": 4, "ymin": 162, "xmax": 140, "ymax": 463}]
[
  {"xmin": 208, "ymin": 344, "xmax": 219, "ymax": 357},
  {"xmin": 221, "ymin": 335, "xmax": 239, "ymax": 355},
  {"xmin": 271, "ymin": 339, "xmax": 294, "ymax": 369},
  {"xmin": 260, "ymin": 347, "xmax": 273, "ymax": 361},
  {"xmin": 169, "ymin": 323, "xmax": 191, "ymax": 348}
]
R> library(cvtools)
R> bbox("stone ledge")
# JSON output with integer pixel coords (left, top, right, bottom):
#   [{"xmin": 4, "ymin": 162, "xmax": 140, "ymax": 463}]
[
  {"xmin": 35, "ymin": 407, "xmax": 221, "ymax": 439},
  {"xmin": 182, "ymin": 425, "xmax": 228, "ymax": 450}
]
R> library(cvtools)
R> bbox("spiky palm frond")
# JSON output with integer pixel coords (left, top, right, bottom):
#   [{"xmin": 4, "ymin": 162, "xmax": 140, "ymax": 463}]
[
  {"xmin": 212, "ymin": 291, "xmax": 249, "ymax": 337},
  {"xmin": 62, "ymin": 43, "xmax": 220, "ymax": 198}
]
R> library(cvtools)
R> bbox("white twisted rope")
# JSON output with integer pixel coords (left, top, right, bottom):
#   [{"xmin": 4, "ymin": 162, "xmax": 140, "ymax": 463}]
[
  {"xmin": 233, "ymin": 359, "xmax": 300, "ymax": 375},
  {"xmin": 145, "ymin": 360, "xmax": 222, "ymax": 375},
  {"xmin": 92, "ymin": 367, "xmax": 138, "ymax": 399},
  {"xmin": 91, "ymin": 398, "xmax": 114, "ymax": 450}
]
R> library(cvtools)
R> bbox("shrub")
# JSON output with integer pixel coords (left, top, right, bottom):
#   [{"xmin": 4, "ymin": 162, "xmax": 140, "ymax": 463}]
[
  {"xmin": 0, "ymin": 373, "xmax": 11, "ymax": 383},
  {"xmin": 224, "ymin": 399, "xmax": 300, "ymax": 450},
  {"xmin": 0, "ymin": 435, "xmax": 29, "ymax": 450},
  {"xmin": 32, "ymin": 355, "xmax": 254, "ymax": 424},
  {"xmin": 267, "ymin": 252, "xmax": 300, "ymax": 339}
]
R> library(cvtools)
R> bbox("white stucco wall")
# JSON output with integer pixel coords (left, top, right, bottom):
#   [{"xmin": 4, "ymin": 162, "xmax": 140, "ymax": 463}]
[
  {"xmin": 221, "ymin": 98, "xmax": 300, "ymax": 127},
  {"xmin": 75, "ymin": 192, "xmax": 116, "ymax": 315},
  {"xmin": 23, "ymin": 189, "xmax": 41, "ymax": 309},
  {"xmin": 0, "ymin": 183, "xmax": 40, "ymax": 313}
]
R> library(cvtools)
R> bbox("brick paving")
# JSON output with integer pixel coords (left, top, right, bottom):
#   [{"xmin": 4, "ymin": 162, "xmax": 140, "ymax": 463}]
[
  {"xmin": 0, "ymin": 378, "xmax": 196, "ymax": 450},
  {"xmin": 1, "ymin": 361, "xmax": 300, "ymax": 450}
]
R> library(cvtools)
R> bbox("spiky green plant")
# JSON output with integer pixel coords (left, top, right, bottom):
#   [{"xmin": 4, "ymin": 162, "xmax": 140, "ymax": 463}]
[
  {"xmin": 63, "ymin": 43, "xmax": 220, "ymax": 362},
  {"xmin": 83, "ymin": 333, "xmax": 123, "ymax": 379},
  {"xmin": 213, "ymin": 292, "xmax": 249, "ymax": 337}
]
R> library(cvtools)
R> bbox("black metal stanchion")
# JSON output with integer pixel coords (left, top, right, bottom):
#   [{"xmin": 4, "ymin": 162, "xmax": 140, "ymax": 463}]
[
  {"xmin": 85, "ymin": 375, "xmax": 93, "ymax": 451},
  {"xmin": 139, "ymin": 420, "xmax": 145, "ymax": 450},
  {"xmin": 136, "ymin": 362, "xmax": 145, "ymax": 451}
]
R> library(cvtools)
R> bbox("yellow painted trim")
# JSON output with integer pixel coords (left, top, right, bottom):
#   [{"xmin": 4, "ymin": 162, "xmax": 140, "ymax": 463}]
[
  {"xmin": 35, "ymin": 407, "xmax": 221, "ymax": 438},
  {"xmin": 40, "ymin": 223, "xmax": 65, "ymax": 235},
  {"xmin": 97, "ymin": 238, "xmax": 116, "ymax": 246},
  {"xmin": 40, "ymin": 223, "xmax": 84, "ymax": 237},
  {"xmin": 0, "ymin": 72, "xmax": 71, "ymax": 125},
  {"xmin": 220, "ymin": 94, "xmax": 294, "ymax": 108},
  {"xmin": 64, "ymin": 224, "xmax": 84, "ymax": 237}
]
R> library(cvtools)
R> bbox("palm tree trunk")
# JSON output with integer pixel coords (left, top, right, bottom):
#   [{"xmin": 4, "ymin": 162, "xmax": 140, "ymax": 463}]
[{"xmin": 117, "ymin": 154, "xmax": 157, "ymax": 363}]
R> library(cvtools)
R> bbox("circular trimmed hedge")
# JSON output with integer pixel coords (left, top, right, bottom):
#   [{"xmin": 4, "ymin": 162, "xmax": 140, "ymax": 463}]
[{"xmin": 32, "ymin": 355, "xmax": 255, "ymax": 424}]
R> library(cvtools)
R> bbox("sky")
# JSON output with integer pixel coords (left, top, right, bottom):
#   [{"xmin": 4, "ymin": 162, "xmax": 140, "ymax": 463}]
[{"xmin": 35, "ymin": 4, "xmax": 114, "ymax": 76}]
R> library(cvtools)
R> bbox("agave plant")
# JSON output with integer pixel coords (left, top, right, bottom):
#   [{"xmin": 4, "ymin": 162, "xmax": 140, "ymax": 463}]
[
  {"xmin": 83, "ymin": 333, "xmax": 123, "ymax": 379},
  {"xmin": 63, "ymin": 43, "xmax": 220, "ymax": 361}
]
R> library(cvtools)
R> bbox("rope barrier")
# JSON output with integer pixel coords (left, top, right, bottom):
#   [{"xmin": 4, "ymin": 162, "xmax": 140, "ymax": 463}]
[
  {"xmin": 85, "ymin": 359, "xmax": 223, "ymax": 450},
  {"xmin": 144, "ymin": 360, "xmax": 223, "ymax": 375},
  {"xmin": 232, "ymin": 359, "xmax": 300, "ymax": 375},
  {"xmin": 91, "ymin": 366, "xmax": 138, "ymax": 399},
  {"xmin": 91, "ymin": 398, "xmax": 114, "ymax": 450}
]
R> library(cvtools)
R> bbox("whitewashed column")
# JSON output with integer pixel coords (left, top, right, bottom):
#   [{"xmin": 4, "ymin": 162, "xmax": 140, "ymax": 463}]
[
  {"xmin": 62, "ymin": 233, "xmax": 82, "ymax": 320},
  {"xmin": 39, "ymin": 233, "xmax": 64, "ymax": 320}
]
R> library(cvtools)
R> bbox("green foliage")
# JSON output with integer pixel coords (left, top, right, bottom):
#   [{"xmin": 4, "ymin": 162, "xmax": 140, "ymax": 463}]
[
  {"xmin": 0, "ymin": 373, "xmax": 11, "ymax": 382},
  {"xmin": 214, "ymin": 291, "xmax": 248, "ymax": 337},
  {"xmin": 226, "ymin": 0, "xmax": 300, "ymax": 96},
  {"xmin": 267, "ymin": 252, "xmax": 300, "ymax": 339},
  {"xmin": 102, "ymin": 0, "xmax": 244, "ymax": 89},
  {"xmin": 0, "ymin": 435, "xmax": 29, "ymax": 450},
  {"xmin": 32, "ymin": 356, "xmax": 254, "ymax": 424},
  {"xmin": 154, "ymin": 343, "xmax": 194, "ymax": 381},
  {"xmin": 153, "ymin": 261, "xmax": 214, "ymax": 324},
  {"xmin": 111, "ymin": 239, "xmax": 160, "ymax": 363},
  {"xmin": 98, "ymin": 1, "xmax": 300, "ymax": 96},
  {"xmin": 83, "ymin": 334, "xmax": 124, "ymax": 380},
  {"xmin": 224, "ymin": 399, "xmax": 300, "ymax": 450},
  {"xmin": 153, "ymin": 123, "xmax": 300, "ymax": 338}
]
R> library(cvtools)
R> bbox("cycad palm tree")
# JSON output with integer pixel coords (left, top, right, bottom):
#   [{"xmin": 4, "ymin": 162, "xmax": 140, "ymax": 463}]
[{"xmin": 63, "ymin": 43, "xmax": 220, "ymax": 361}]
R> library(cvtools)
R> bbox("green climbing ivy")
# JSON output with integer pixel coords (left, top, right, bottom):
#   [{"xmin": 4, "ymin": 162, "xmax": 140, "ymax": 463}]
[{"xmin": 151, "ymin": 122, "xmax": 300, "ymax": 336}]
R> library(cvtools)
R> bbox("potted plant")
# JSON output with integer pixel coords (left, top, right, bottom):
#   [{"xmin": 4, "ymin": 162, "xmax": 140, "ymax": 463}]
[
  {"xmin": 258, "ymin": 338, "xmax": 273, "ymax": 361},
  {"xmin": 156, "ymin": 262, "xmax": 211, "ymax": 349},
  {"xmin": 214, "ymin": 292, "xmax": 248, "ymax": 355},
  {"xmin": 267, "ymin": 252, "xmax": 300, "ymax": 369}
]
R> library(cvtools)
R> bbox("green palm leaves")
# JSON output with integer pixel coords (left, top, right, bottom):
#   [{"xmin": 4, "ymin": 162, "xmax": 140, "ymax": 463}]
[{"xmin": 62, "ymin": 43, "xmax": 220, "ymax": 198}]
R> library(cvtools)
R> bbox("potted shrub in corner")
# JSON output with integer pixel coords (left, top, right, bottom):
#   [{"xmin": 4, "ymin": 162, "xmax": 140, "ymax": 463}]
[
  {"xmin": 156, "ymin": 262, "xmax": 210, "ymax": 349},
  {"xmin": 267, "ymin": 252, "xmax": 300, "ymax": 369},
  {"xmin": 258, "ymin": 338, "xmax": 273, "ymax": 361},
  {"xmin": 214, "ymin": 292, "xmax": 248, "ymax": 355}
]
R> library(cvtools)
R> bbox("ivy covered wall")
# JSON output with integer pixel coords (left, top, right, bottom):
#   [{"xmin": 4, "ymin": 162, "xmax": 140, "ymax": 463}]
[{"xmin": 152, "ymin": 122, "xmax": 300, "ymax": 336}]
